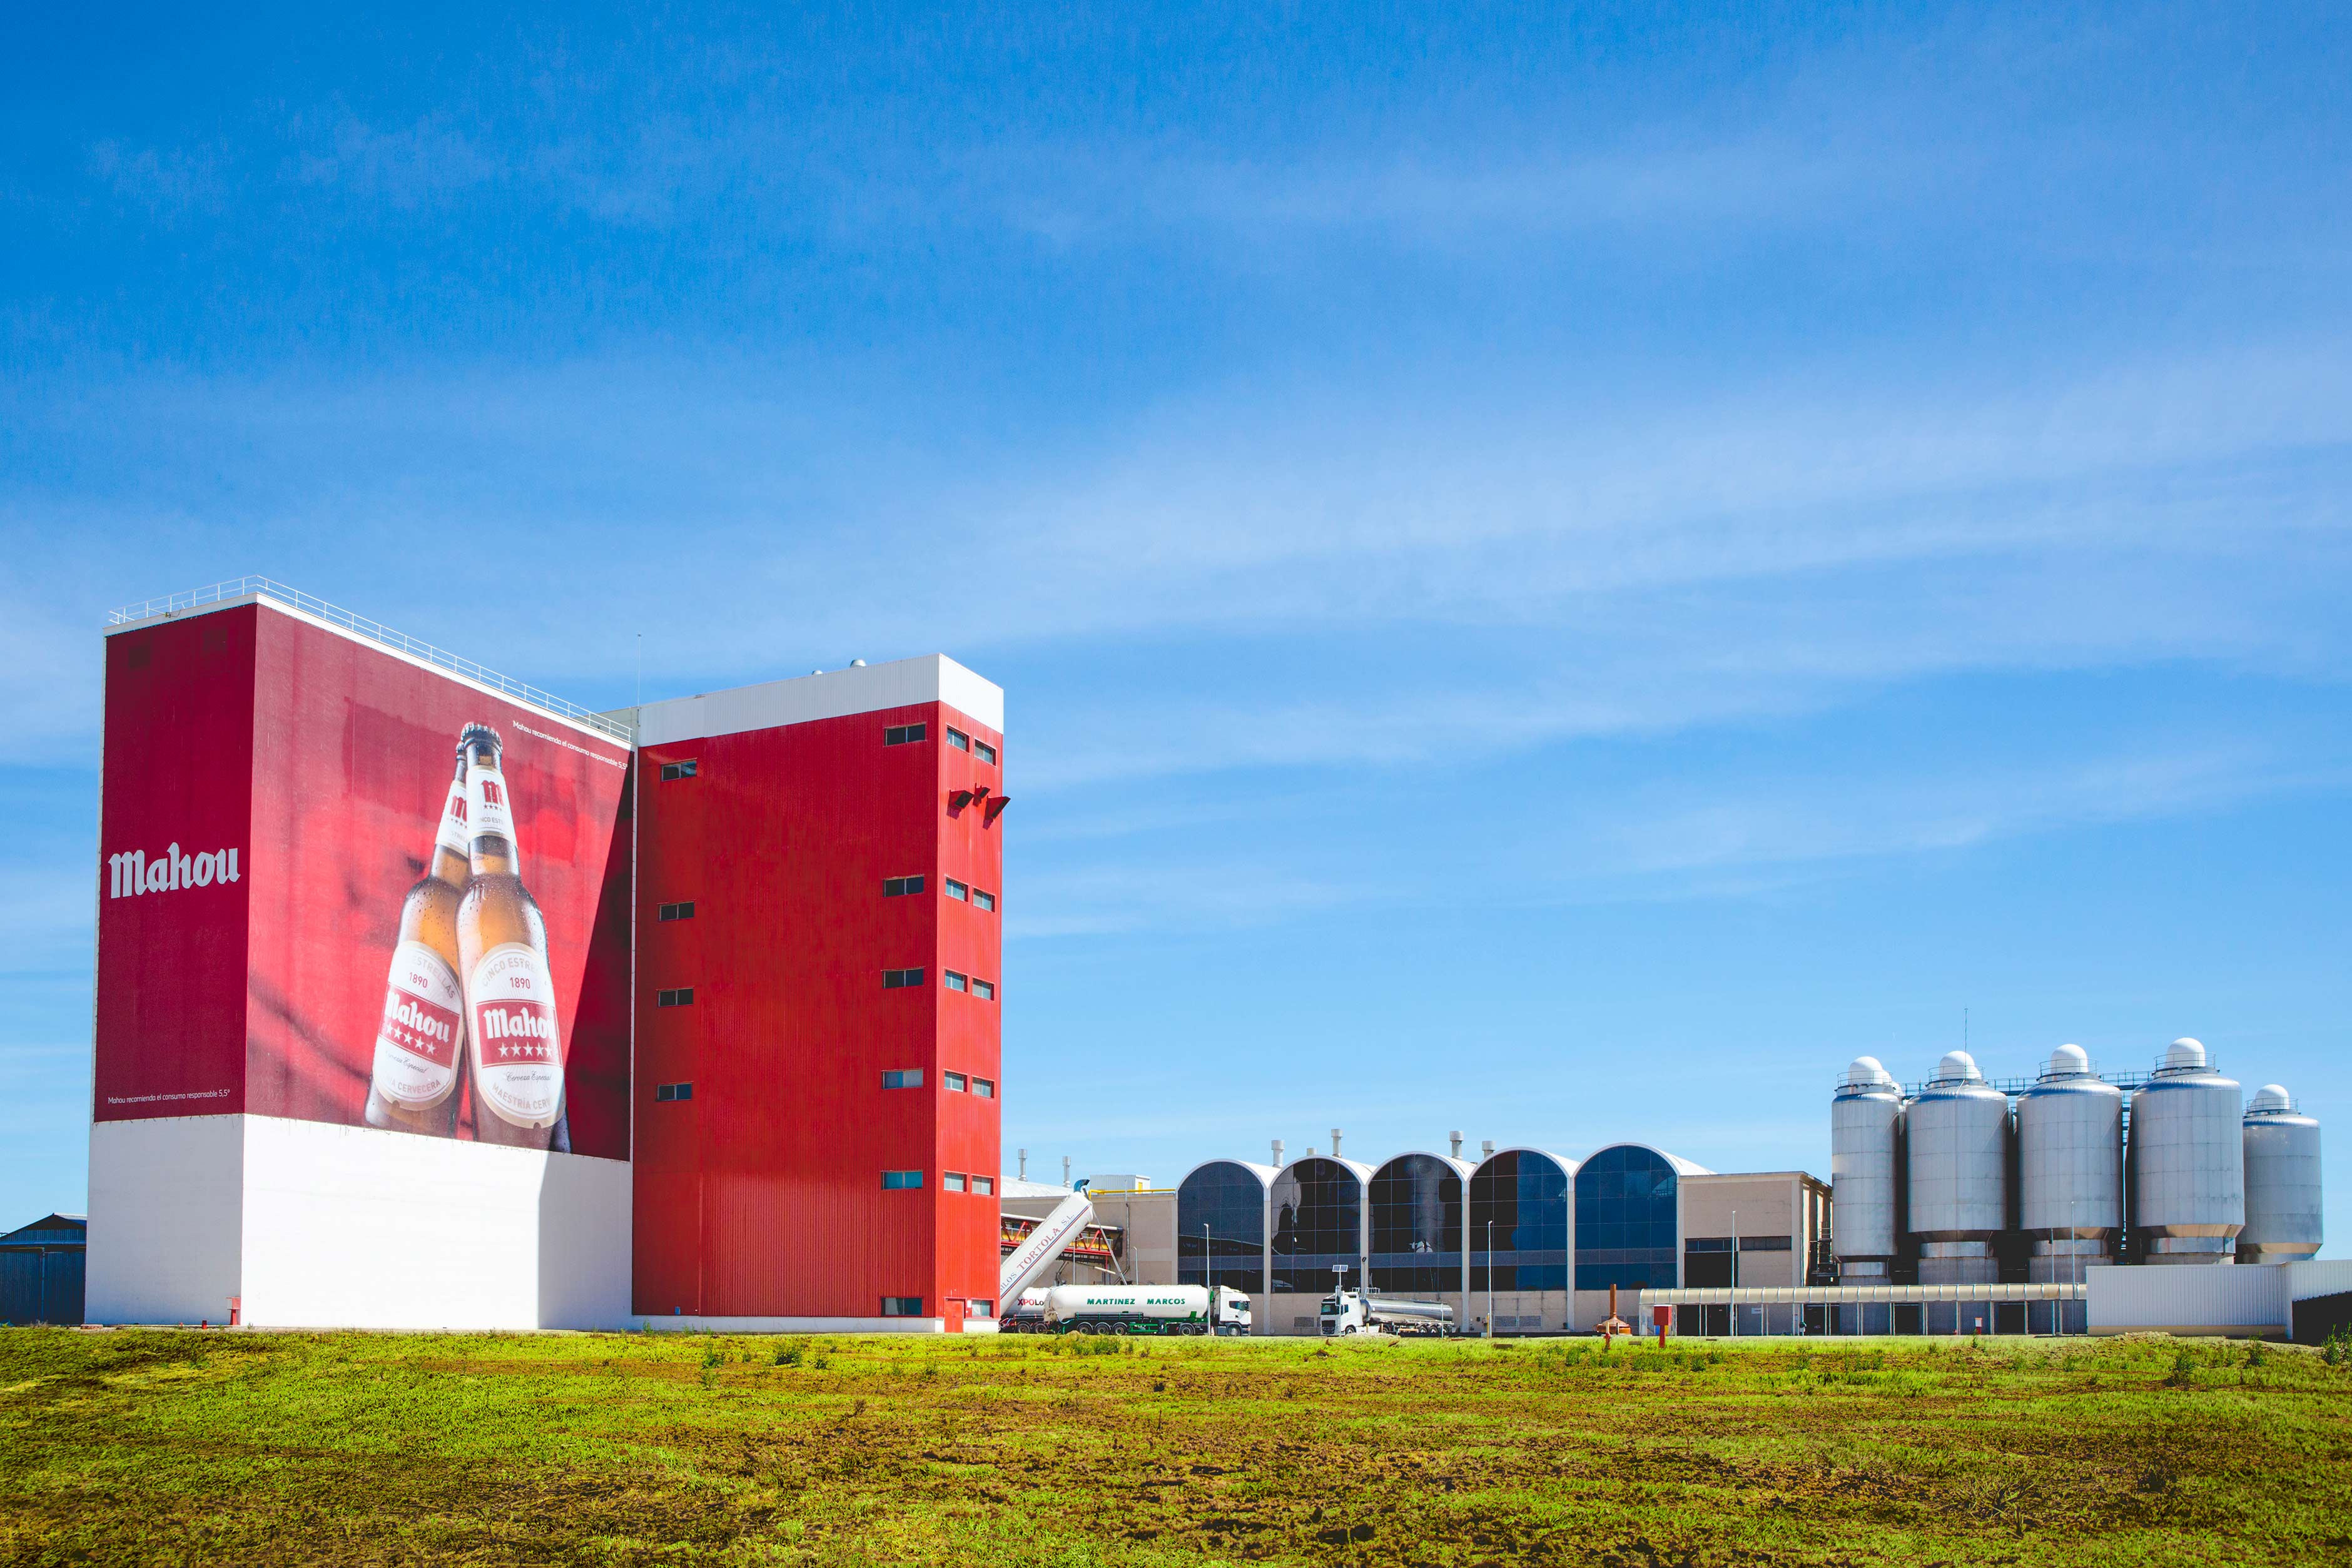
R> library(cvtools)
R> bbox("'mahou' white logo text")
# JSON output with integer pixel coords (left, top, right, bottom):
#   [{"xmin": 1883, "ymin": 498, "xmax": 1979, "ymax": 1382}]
[{"xmin": 108, "ymin": 844, "xmax": 241, "ymax": 899}]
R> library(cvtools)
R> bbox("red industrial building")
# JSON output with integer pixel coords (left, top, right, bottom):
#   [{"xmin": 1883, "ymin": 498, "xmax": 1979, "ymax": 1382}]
[
  {"xmin": 84, "ymin": 580, "xmax": 1004, "ymax": 1333},
  {"xmin": 630, "ymin": 662, "xmax": 1006, "ymax": 1329}
]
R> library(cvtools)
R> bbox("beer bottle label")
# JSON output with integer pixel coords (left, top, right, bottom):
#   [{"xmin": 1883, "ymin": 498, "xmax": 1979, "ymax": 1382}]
[
  {"xmin": 371, "ymin": 940, "xmax": 465, "ymax": 1105},
  {"xmin": 435, "ymin": 771, "xmax": 472, "ymax": 859},
  {"xmin": 469, "ymin": 761, "xmax": 516, "ymax": 848},
  {"xmin": 469, "ymin": 941, "xmax": 564, "ymax": 1127}
]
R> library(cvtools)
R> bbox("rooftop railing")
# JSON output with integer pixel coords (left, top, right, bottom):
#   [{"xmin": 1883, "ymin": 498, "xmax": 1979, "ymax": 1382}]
[{"xmin": 106, "ymin": 576, "xmax": 632, "ymax": 744}]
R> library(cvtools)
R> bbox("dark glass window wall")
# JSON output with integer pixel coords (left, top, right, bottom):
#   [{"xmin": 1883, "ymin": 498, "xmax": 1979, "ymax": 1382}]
[
  {"xmin": 1269, "ymin": 1158, "xmax": 1364, "ymax": 1293},
  {"xmin": 1177, "ymin": 1162, "xmax": 1269, "ymax": 1293},
  {"xmin": 1467, "ymin": 1150, "xmax": 1570, "ymax": 1291},
  {"xmin": 1369, "ymin": 1155, "xmax": 1463, "ymax": 1292},
  {"xmin": 1574, "ymin": 1144, "xmax": 1679, "ymax": 1292}
]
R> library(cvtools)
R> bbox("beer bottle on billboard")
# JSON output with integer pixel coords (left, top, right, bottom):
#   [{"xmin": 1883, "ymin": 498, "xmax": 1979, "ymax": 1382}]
[
  {"xmin": 455, "ymin": 723, "xmax": 569, "ymax": 1149},
  {"xmin": 363, "ymin": 749, "xmax": 472, "ymax": 1136}
]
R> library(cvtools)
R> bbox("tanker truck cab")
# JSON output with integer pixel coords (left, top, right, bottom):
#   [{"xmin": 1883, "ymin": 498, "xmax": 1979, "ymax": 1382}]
[
  {"xmin": 1322, "ymin": 1288, "xmax": 1455, "ymax": 1337},
  {"xmin": 1213, "ymin": 1286, "xmax": 1254, "ymax": 1335}
]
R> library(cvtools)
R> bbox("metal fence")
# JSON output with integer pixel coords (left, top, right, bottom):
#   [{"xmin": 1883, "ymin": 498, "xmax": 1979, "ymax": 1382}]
[{"xmin": 106, "ymin": 577, "xmax": 632, "ymax": 744}]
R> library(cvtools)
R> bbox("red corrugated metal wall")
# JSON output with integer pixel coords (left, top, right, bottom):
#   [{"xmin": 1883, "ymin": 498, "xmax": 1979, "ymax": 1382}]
[{"xmin": 632, "ymin": 698, "xmax": 1003, "ymax": 1321}]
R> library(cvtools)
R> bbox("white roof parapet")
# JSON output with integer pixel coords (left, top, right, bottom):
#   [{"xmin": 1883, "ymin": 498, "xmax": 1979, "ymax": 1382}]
[
  {"xmin": 105, "ymin": 576, "xmax": 633, "ymax": 745},
  {"xmin": 634, "ymin": 653, "xmax": 1002, "ymax": 745}
]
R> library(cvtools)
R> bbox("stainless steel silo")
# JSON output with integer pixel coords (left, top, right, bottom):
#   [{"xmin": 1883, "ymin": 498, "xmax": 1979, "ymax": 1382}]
[
  {"xmin": 1905, "ymin": 1050, "xmax": 2009, "ymax": 1285},
  {"xmin": 2127, "ymin": 1038, "xmax": 2243, "ymax": 1265},
  {"xmin": 2239, "ymin": 1084, "xmax": 2322, "ymax": 1264},
  {"xmin": 2017, "ymin": 1043, "xmax": 2122, "ymax": 1282},
  {"xmin": 1831, "ymin": 1056, "xmax": 1904, "ymax": 1282}
]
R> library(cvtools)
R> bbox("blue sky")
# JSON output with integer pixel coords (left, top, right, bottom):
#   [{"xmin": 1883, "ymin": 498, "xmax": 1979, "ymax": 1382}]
[{"xmin": 4, "ymin": 4, "xmax": 2347, "ymax": 1246}]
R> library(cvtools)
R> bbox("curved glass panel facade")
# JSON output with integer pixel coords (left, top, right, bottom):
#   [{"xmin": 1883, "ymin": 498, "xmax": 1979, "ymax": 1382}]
[
  {"xmin": 1269, "ymin": 1158, "xmax": 1364, "ymax": 1293},
  {"xmin": 1177, "ymin": 1161, "xmax": 1268, "ymax": 1293},
  {"xmin": 1467, "ymin": 1150, "xmax": 1569, "ymax": 1290},
  {"xmin": 1574, "ymin": 1144, "xmax": 1678, "ymax": 1292},
  {"xmin": 1369, "ymin": 1155, "xmax": 1462, "ymax": 1292}
]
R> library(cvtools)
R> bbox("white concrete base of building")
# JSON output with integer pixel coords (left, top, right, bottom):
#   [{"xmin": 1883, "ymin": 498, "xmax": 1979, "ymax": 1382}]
[{"xmin": 86, "ymin": 1115, "xmax": 631, "ymax": 1332}]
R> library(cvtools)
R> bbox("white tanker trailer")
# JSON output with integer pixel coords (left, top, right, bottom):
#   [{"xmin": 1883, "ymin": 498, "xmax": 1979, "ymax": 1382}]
[
  {"xmin": 1041, "ymin": 1284, "xmax": 1253, "ymax": 1337},
  {"xmin": 1320, "ymin": 1289, "xmax": 1456, "ymax": 1337}
]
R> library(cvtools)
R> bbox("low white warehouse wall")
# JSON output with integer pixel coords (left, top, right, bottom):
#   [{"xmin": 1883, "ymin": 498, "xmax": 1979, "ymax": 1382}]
[
  {"xmin": 2086, "ymin": 1262, "xmax": 2288, "ymax": 1336},
  {"xmin": 88, "ymin": 1115, "xmax": 631, "ymax": 1332}
]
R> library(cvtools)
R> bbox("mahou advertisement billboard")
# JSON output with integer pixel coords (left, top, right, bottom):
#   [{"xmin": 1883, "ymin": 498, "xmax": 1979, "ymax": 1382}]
[{"xmin": 95, "ymin": 602, "xmax": 632, "ymax": 1158}]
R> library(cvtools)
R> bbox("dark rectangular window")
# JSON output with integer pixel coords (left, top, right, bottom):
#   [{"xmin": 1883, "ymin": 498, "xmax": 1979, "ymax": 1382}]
[
  {"xmin": 943, "ymin": 970, "xmax": 968, "ymax": 993},
  {"xmin": 1738, "ymin": 1235, "xmax": 1793, "ymax": 1252},
  {"xmin": 944, "ymin": 878, "xmax": 968, "ymax": 901},
  {"xmin": 881, "ymin": 1170, "xmax": 925, "ymax": 1190},
  {"xmin": 883, "ymin": 875, "xmax": 926, "ymax": 897},
  {"xmin": 661, "ymin": 759, "xmax": 698, "ymax": 781},
  {"xmin": 975, "ymin": 740, "xmax": 997, "ymax": 765},
  {"xmin": 972, "ymin": 978, "xmax": 996, "ymax": 1001},
  {"xmin": 974, "ymin": 1176, "xmax": 996, "ymax": 1196},
  {"xmin": 881, "ymin": 1070, "xmax": 924, "ymax": 1090},
  {"xmin": 1685, "ymin": 1237, "xmax": 1733, "ymax": 1253},
  {"xmin": 885, "ymin": 723, "xmax": 927, "ymax": 746},
  {"xmin": 944, "ymin": 1071, "xmax": 967, "ymax": 1093},
  {"xmin": 971, "ymin": 1077, "xmax": 995, "ymax": 1100},
  {"xmin": 972, "ymin": 888, "xmax": 996, "ymax": 913},
  {"xmin": 944, "ymin": 1171, "xmax": 968, "ymax": 1193},
  {"xmin": 655, "ymin": 1082, "xmax": 694, "ymax": 1102},
  {"xmin": 879, "ymin": 1296, "xmax": 925, "ymax": 1316},
  {"xmin": 658, "ymin": 901, "xmax": 696, "ymax": 921},
  {"xmin": 656, "ymin": 988, "xmax": 694, "ymax": 1007},
  {"xmin": 945, "ymin": 727, "xmax": 970, "ymax": 751},
  {"xmin": 883, "ymin": 968, "xmax": 925, "ymax": 989}
]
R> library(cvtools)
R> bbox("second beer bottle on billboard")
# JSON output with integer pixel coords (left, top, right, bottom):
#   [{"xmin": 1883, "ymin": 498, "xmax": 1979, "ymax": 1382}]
[
  {"xmin": 455, "ymin": 723, "xmax": 569, "ymax": 1149},
  {"xmin": 362, "ymin": 747, "xmax": 472, "ymax": 1136}
]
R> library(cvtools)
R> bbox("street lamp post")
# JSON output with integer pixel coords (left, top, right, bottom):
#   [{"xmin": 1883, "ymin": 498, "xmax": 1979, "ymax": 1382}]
[
  {"xmin": 1484, "ymin": 1219, "xmax": 1494, "ymax": 1339},
  {"xmin": 1730, "ymin": 1208, "xmax": 1739, "ymax": 1338}
]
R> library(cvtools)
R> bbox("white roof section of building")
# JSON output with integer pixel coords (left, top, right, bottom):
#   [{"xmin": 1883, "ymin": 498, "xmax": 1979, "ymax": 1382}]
[
  {"xmin": 999, "ymin": 1176, "xmax": 1076, "ymax": 1202},
  {"xmin": 1576, "ymin": 1140, "xmax": 1713, "ymax": 1177},
  {"xmin": 629, "ymin": 654, "xmax": 1002, "ymax": 746},
  {"xmin": 1375, "ymin": 1150, "xmax": 1476, "ymax": 1178},
  {"xmin": 1275, "ymin": 1155, "xmax": 1376, "ymax": 1184},
  {"xmin": 1177, "ymin": 1159, "xmax": 1278, "ymax": 1189}
]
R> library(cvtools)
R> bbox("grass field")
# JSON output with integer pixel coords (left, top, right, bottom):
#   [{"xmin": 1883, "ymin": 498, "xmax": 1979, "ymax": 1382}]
[{"xmin": 2, "ymin": 1327, "xmax": 2348, "ymax": 1566}]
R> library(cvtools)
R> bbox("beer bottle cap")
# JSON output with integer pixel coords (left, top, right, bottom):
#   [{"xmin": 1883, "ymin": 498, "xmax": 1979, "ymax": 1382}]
[{"xmin": 457, "ymin": 722, "xmax": 502, "ymax": 757}]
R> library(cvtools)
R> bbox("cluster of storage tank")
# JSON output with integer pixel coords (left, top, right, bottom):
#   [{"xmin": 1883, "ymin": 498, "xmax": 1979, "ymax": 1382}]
[{"xmin": 1831, "ymin": 1039, "xmax": 2321, "ymax": 1285}]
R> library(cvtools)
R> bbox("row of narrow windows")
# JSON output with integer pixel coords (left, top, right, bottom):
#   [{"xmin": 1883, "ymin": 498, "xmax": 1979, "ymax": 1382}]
[
  {"xmin": 885, "ymin": 875, "xmax": 998, "ymax": 909},
  {"xmin": 880, "ymin": 1068, "xmax": 994, "ymax": 1098},
  {"xmin": 881, "ymin": 968, "xmax": 998, "ymax": 998},
  {"xmin": 658, "ymin": 1075, "xmax": 989, "ymax": 1103},
  {"xmin": 662, "ymin": 974, "xmax": 993, "ymax": 1003},
  {"xmin": 879, "ymin": 1170, "xmax": 995, "ymax": 1193},
  {"xmin": 661, "ymin": 720, "xmax": 1000, "ymax": 776},
  {"xmin": 659, "ymin": 883, "xmax": 991, "ymax": 915}
]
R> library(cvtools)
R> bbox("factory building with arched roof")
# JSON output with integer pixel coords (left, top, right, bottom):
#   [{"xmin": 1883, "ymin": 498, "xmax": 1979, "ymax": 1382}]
[{"xmin": 1150, "ymin": 1135, "xmax": 1828, "ymax": 1336}]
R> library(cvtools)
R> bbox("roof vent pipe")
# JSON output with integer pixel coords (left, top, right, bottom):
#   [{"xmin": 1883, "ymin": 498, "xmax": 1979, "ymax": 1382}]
[
  {"xmin": 1331, "ymin": 1128, "xmax": 1343, "ymax": 1158},
  {"xmin": 1272, "ymin": 1138, "xmax": 1285, "ymax": 1166},
  {"xmin": 1449, "ymin": 1131, "xmax": 1463, "ymax": 1158},
  {"xmin": 1482, "ymin": 1140, "xmax": 1495, "ymax": 1160},
  {"xmin": 1062, "ymin": 1156, "xmax": 1071, "ymax": 1188},
  {"xmin": 1017, "ymin": 1148, "xmax": 1028, "ymax": 1180}
]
